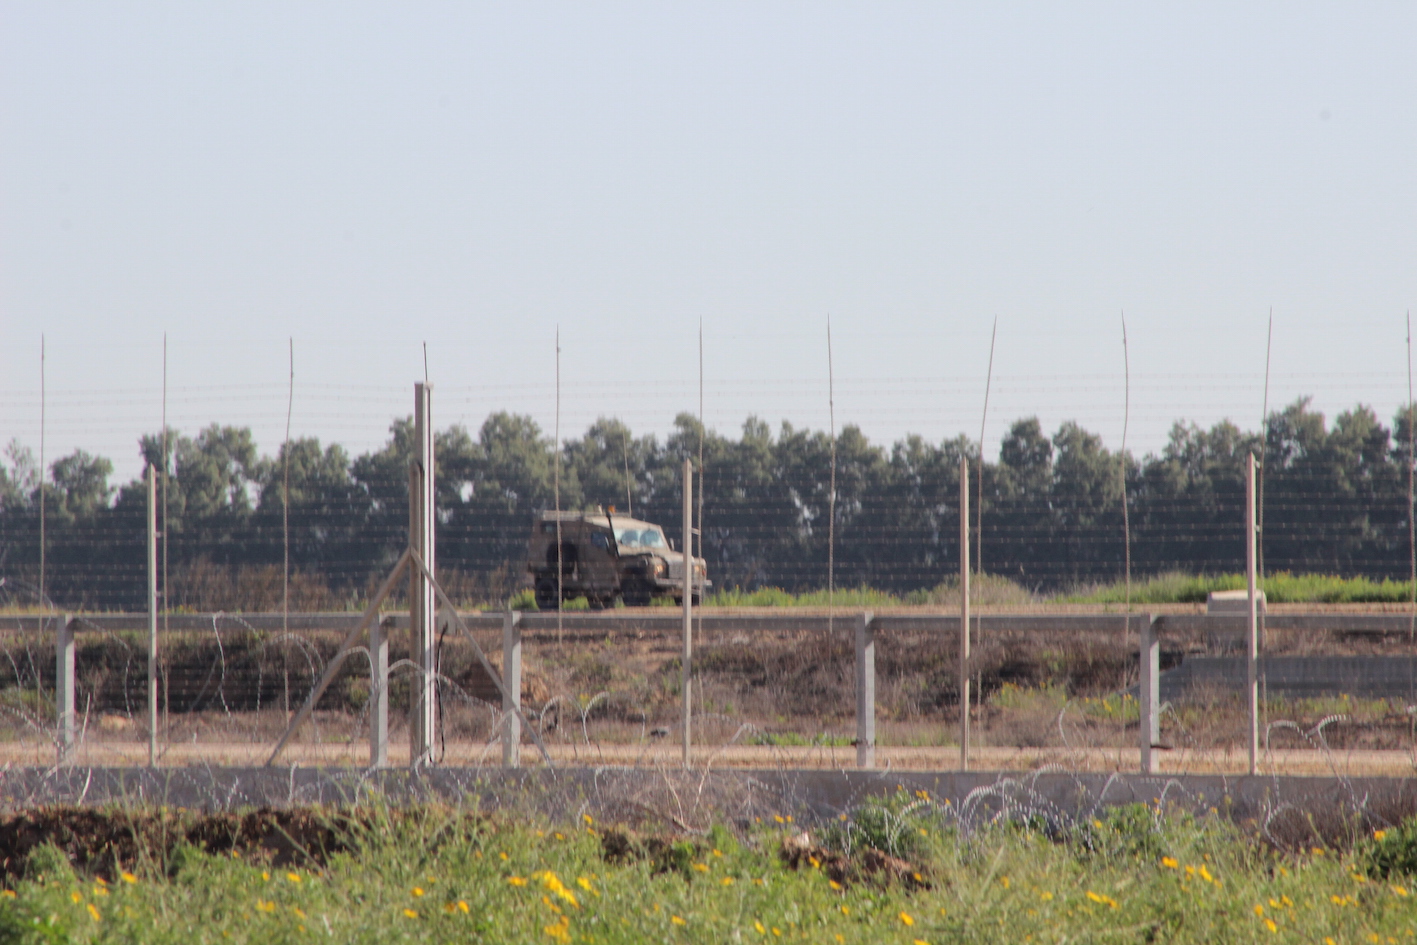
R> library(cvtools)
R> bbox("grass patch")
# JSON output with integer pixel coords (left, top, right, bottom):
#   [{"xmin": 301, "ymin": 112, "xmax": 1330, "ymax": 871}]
[
  {"xmin": 1062, "ymin": 570, "xmax": 1417, "ymax": 605},
  {"xmin": 1, "ymin": 801, "xmax": 1415, "ymax": 943}
]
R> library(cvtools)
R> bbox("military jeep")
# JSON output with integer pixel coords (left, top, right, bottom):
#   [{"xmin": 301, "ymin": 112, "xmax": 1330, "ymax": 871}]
[{"xmin": 526, "ymin": 509, "xmax": 709, "ymax": 609}]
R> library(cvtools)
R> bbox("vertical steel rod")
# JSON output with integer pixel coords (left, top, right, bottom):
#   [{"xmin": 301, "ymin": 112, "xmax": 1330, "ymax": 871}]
[
  {"xmin": 369, "ymin": 616, "xmax": 389, "ymax": 768},
  {"xmin": 682, "ymin": 457, "xmax": 693, "ymax": 768},
  {"xmin": 410, "ymin": 383, "xmax": 437, "ymax": 767},
  {"xmin": 503, "ymin": 610, "xmax": 523, "ymax": 768},
  {"xmin": 959, "ymin": 456, "xmax": 970, "ymax": 770},
  {"xmin": 56, "ymin": 614, "xmax": 74, "ymax": 764},
  {"xmin": 147, "ymin": 465, "xmax": 158, "ymax": 767},
  {"xmin": 1247, "ymin": 452, "xmax": 1259, "ymax": 775},
  {"xmin": 855, "ymin": 611, "xmax": 875, "ymax": 768},
  {"xmin": 1139, "ymin": 614, "xmax": 1159, "ymax": 774}
]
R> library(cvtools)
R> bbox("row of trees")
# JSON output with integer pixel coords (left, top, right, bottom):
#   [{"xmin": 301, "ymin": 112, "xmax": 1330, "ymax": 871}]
[{"xmin": 1, "ymin": 397, "xmax": 1413, "ymax": 611}]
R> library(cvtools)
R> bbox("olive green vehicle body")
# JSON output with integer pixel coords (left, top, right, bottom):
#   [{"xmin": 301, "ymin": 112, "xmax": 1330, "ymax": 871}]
[{"xmin": 526, "ymin": 510, "xmax": 709, "ymax": 610}]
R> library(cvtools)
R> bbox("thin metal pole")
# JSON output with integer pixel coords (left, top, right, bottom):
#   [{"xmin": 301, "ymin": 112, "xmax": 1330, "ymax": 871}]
[
  {"xmin": 827, "ymin": 318, "xmax": 836, "ymax": 636},
  {"xmin": 147, "ymin": 465, "xmax": 158, "ymax": 766},
  {"xmin": 502, "ymin": 610, "xmax": 522, "ymax": 768},
  {"xmin": 681, "ymin": 457, "xmax": 693, "ymax": 768},
  {"xmin": 554, "ymin": 328, "xmax": 562, "ymax": 643},
  {"xmin": 697, "ymin": 320, "xmax": 705, "ymax": 611},
  {"xmin": 283, "ymin": 339, "xmax": 292, "ymax": 655},
  {"xmin": 1259, "ymin": 309, "xmax": 1272, "ymax": 582},
  {"xmin": 161, "ymin": 334, "xmax": 169, "ymax": 735},
  {"xmin": 978, "ymin": 316, "xmax": 996, "ymax": 575},
  {"xmin": 622, "ymin": 429, "xmax": 633, "ymax": 516},
  {"xmin": 38, "ymin": 335, "xmax": 44, "ymax": 614},
  {"xmin": 1407, "ymin": 311, "xmax": 1414, "ymax": 645},
  {"xmin": 1246, "ymin": 453, "xmax": 1259, "ymax": 775},
  {"xmin": 410, "ymin": 383, "xmax": 436, "ymax": 767},
  {"xmin": 1121, "ymin": 313, "xmax": 1131, "ymax": 626},
  {"xmin": 959, "ymin": 457, "xmax": 970, "ymax": 770}
]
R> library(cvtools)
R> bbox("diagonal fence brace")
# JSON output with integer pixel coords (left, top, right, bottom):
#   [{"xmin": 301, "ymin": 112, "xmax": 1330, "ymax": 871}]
[
  {"xmin": 409, "ymin": 550, "xmax": 554, "ymax": 768},
  {"xmin": 266, "ymin": 549, "xmax": 411, "ymax": 767}
]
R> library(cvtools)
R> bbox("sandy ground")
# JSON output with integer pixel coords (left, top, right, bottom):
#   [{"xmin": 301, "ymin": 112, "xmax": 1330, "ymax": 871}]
[{"xmin": 8, "ymin": 739, "xmax": 1413, "ymax": 776}]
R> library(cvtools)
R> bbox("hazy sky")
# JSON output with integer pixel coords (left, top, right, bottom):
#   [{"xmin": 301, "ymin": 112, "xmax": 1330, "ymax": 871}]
[{"xmin": 3, "ymin": 3, "xmax": 1414, "ymax": 483}]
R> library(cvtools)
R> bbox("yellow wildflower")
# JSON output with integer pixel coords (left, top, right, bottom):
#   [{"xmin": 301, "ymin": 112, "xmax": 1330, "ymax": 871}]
[
  {"xmin": 755, "ymin": 920, "xmax": 766, "ymax": 934},
  {"xmin": 261, "ymin": 871, "xmax": 270, "ymax": 882},
  {"xmin": 458, "ymin": 900, "xmax": 470, "ymax": 913},
  {"xmin": 71, "ymin": 891, "xmax": 82, "ymax": 904},
  {"xmin": 899, "ymin": 911, "xmax": 914, "ymax": 926},
  {"xmin": 86, "ymin": 903, "xmax": 100, "ymax": 922},
  {"xmin": 576, "ymin": 876, "xmax": 593, "ymax": 892},
  {"xmin": 1253, "ymin": 904, "xmax": 1264, "ymax": 917},
  {"xmin": 1375, "ymin": 829, "xmax": 1388, "ymax": 840},
  {"xmin": 583, "ymin": 814, "xmax": 594, "ymax": 826},
  {"xmin": 1264, "ymin": 918, "xmax": 1277, "ymax": 933},
  {"xmin": 1160, "ymin": 857, "xmax": 1179, "ymax": 869},
  {"xmin": 509, "ymin": 876, "xmax": 527, "ymax": 886},
  {"xmin": 286, "ymin": 872, "xmax": 300, "ymax": 884},
  {"xmin": 403, "ymin": 909, "xmax": 418, "ymax": 919},
  {"xmin": 293, "ymin": 908, "xmax": 306, "ymax": 920},
  {"xmin": 120, "ymin": 872, "xmax": 137, "ymax": 884},
  {"xmin": 671, "ymin": 915, "xmax": 686, "ymax": 926},
  {"xmin": 693, "ymin": 863, "xmax": 710, "ymax": 872},
  {"xmin": 412, "ymin": 887, "xmax": 425, "ymax": 897},
  {"xmin": 1040, "ymin": 891, "xmax": 1054, "ymax": 901},
  {"xmin": 840, "ymin": 905, "xmax": 850, "ymax": 916},
  {"xmin": 721, "ymin": 877, "xmax": 735, "ymax": 886},
  {"xmin": 1393, "ymin": 885, "xmax": 1409, "ymax": 897},
  {"xmin": 256, "ymin": 900, "xmax": 276, "ymax": 913},
  {"xmin": 544, "ymin": 915, "xmax": 570, "ymax": 943},
  {"xmin": 534, "ymin": 870, "xmax": 579, "ymax": 907},
  {"xmin": 828, "ymin": 879, "xmax": 842, "ymax": 891},
  {"xmin": 1198, "ymin": 866, "xmax": 1213, "ymax": 883},
  {"xmin": 500, "ymin": 851, "xmax": 509, "ymax": 861}
]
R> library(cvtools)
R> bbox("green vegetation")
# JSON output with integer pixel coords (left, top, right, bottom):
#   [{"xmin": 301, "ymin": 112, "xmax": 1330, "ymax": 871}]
[
  {"xmin": 1064, "ymin": 570, "xmax": 1417, "ymax": 605},
  {"xmin": 7, "ymin": 395, "xmax": 1417, "ymax": 612},
  {"xmin": 2, "ymin": 800, "xmax": 1415, "ymax": 943}
]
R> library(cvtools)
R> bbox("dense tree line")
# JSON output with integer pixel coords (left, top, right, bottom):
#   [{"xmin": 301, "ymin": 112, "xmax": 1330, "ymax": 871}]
[{"xmin": 1, "ymin": 397, "xmax": 1413, "ymax": 611}]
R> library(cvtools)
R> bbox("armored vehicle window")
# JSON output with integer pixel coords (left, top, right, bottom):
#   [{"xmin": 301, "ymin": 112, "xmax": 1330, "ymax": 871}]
[
  {"xmin": 590, "ymin": 532, "xmax": 611, "ymax": 550},
  {"xmin": 639, "ymin": 529, "xmax": 666, "ymax": 548},
  {"xmin": 615, "ymin": 529, "xmax": 641, "ymax": 546}
]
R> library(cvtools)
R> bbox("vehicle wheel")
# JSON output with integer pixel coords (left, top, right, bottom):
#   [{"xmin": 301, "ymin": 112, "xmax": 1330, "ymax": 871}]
[
  {"xmin": 622, "ymin": 577, "xmax": 653, "ymax": 607},
  {"xmin": 534, "ymin": 577, "xmax": 559, "ymax": 611},
  {"xmin": 690, "ymin": 593, "xmax": 702, "ymax": 607}
]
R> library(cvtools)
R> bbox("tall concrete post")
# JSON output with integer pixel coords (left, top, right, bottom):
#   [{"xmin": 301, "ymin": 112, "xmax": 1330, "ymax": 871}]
[
  {"xmin": 409, "ymin": 383, "xmax": 437, "ymax": 767},
  {"xmin": 1139, "ymin": 614, "xmax": 1160, "ymax": 774},
  {"xmin": 503, "ymin": 610, "xmax": 522, "ymax": 768},
  {"xmin": 855, "ymin": 611, "xmax": 875, "ymax": 768},
  {"xmin": 1247, "ymin": 452, "xmax": 1259, "ymax": 776},
  {"xmin": 147, "ymin": 464, "xmax": 158, "ymax": 767},
  {"xmin": 56, "ymin": 613, "xmax": 74, "ymax": 764},
  {"xmin": 681, "ymin": 458, "xmax": 693, "ymax": 768},
  {"xmin": 960, "ymin": 457, "xmax": 971, "ymax": 770},
  {"xmin": 369, "ymin": 616, "xmax": 389, "ymax": 768}
]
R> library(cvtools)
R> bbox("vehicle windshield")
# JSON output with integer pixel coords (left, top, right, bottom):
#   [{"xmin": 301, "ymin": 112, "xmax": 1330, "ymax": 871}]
[{"xmin": 616, "ymin": 527, "xmax": 666, "ymax": 549}]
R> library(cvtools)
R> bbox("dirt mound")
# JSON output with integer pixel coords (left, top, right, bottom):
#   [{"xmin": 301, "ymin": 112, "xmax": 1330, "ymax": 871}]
[
  {"xmin": 0, "ymin": 806, "xmax": 358, "ymax": 882},
  {"xmin": 780, "ymin": 831, "xmax": 931, "ymax": 890}
]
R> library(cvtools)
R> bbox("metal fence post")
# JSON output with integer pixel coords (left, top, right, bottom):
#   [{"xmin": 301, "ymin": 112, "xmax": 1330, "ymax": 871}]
[
  {"xmin": 503, "ymin": 610, "xmax": 523, "ymax": 768},
  {"xmin": 855, "ymin": 611, "xmax": 875, "ymax": 768},
  {"xmin": 681, "ymin": 457, "xmax": 693, "ymax": 769},
  {"xmin": 1139, "ymin": 613, "xmax": 1159, "ymax": 774},
  {"xmin": 56, "ymin": 613, "xmax": 74, "ymax": 764},
  {"xmin": 410, "ymin": 382, "xmax": 436, "ymax": 768},
  {"xmin": 147, "ymin": 463, "xmax": 158, "ymax": 767},
  {"xmin": 1247, "ymin": 452, "xmax": 1259, "ymax": 776},
  {"xmin": 960, "ymin": 457, "xmax": 971, "ymax": 770},
  {"xmin": 369, "ymin": 615, "xmax": 389, "ymax": 769}
]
